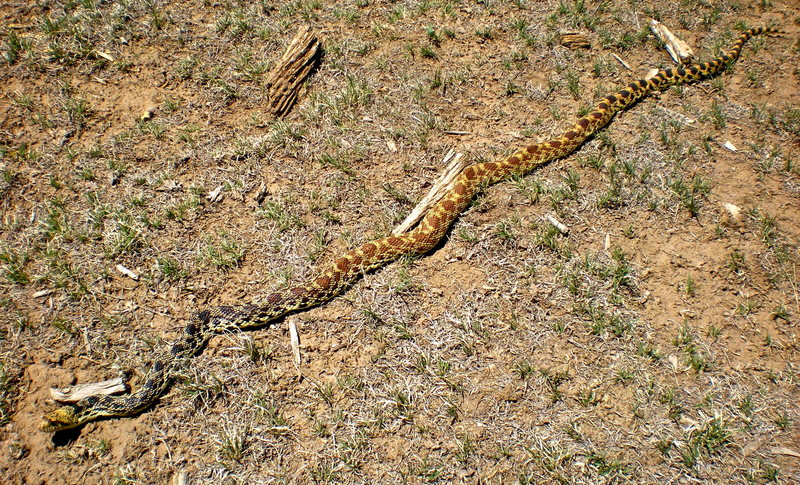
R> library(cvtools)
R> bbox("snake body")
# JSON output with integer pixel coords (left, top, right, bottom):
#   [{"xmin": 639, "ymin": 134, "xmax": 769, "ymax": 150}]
[{"xmin": 40, "ymin": 27, "xmax": 778, "ymax": 431}]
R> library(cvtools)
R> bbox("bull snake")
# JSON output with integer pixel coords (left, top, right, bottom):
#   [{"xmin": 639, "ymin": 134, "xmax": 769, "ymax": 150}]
[{"xmin": 40, "ymin": 27, "xmax": 779, "ymax": 431}]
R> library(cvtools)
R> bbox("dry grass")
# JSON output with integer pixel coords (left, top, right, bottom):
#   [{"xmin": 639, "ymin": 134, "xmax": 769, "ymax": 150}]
[{"xmin": 1, "ymin": 0, "xmax": 799, "ymax": 483}]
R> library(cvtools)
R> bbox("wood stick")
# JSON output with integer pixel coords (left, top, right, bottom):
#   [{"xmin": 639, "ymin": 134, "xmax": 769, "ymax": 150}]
[
  {"xmin": 649, "ymin": 19, "xmax": 693, "ymax": 64},
  {"xmin": 544, "ymin": 213, "xmax": 569, "ymax": 235},
  {"xmin": 265, "ymin": 25, "xmax": 322, "ymax": 117},
  {"xmin": 288, "ymin": 317, "xmax": 301, "ymax": 372},
  {"xmin": 392, "ymin": 149, "xmax": 468, "ymax": 235},
  {"xmin": 560, "ymin": 31, "xmax": 590, "ymax": 49},
  {"xmin": 49, "ymin": 377, "xmax": 127, "ymax": 403},
  {"xmin": 611, "ymin": 53, "xmax": 632, "ymax": 71}
]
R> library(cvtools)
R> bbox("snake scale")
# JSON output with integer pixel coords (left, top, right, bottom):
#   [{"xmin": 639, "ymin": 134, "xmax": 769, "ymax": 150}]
[{"xmin": 40, "ymin": 27, "xmax": 779, "ymax": 431}]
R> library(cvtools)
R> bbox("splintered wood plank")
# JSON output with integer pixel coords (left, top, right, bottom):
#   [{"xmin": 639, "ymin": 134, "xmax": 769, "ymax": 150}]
[{"xmin": 265, "ymin": 25, "xmax": 322, "ymax": 117}]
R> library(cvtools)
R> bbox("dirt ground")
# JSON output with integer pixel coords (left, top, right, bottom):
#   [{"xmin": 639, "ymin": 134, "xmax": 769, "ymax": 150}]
[{"xmin": 1, "ymin": 0, "xmax": 799, "ymax": 483}]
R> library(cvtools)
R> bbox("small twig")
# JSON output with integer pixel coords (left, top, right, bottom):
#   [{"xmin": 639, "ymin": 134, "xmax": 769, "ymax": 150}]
[
  {"xmin": 544, "ymin": 213, "xmax": 569, "ymax": 235},
  {"xmin": 94, "ymin": 50, "xmax": 114, "ymax": 62},
  {"xmin": 771, "ymin": 447, "xmax": 800, "ymax": 459},
  {"xmin": 115, "ymin": 264, "xmax": 139, "ymax": 281},
  {"xmin": 288, "ymin": 317, "xmax": 301, "ymax": 372},
  {"xmin": 567, "ymin": 338, "xmax": 587, "ymax": 350},
  {"xmin": 611, "ymin": 53, "xmax": 632, "ymax": 71},
  {"xmin": 49, "ymin": 377, "xmax": 127, "ymax": 403},
  {"xmin": 392, "ymin": 149, "xmax": 468, "ymax": 235}
]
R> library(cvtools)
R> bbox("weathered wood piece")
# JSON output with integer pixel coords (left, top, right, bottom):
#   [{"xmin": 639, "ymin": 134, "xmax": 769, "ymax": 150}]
[
  {"xmin": 265, "ymin": 25, "xmax": 322, "ymax": 117},
  {"xmin": 649, "ymin": 19, "xmax": 694, "ymax": 64},
  {"xmin": 392, "ymin": 149, "xmax": 467, "ymax": 235},
  {"xmin": 561, "ymin": 31, "xmax": 590, "ymax": 49},
  {"xmin": 49, "ymin": 377, "xmax": 126, "ymax": 403}
]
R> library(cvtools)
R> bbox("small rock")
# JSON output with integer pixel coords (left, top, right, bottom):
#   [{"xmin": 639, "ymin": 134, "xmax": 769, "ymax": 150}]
[
  {"xmin": 722, "ymin": 202, "xmax": 741, "ymax": 219},
  {"xmin": 721, "ymin": 202, "xmax": 743, "ymax": 227},
  {"xmin": 668, "ymin": 354, "xmax": 679, "ymax": 371}
]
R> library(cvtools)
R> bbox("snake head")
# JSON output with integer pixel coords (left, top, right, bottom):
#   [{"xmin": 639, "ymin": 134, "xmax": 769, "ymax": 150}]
[{"xmin": 39, "ymin": 405, "xmax": 83, "ymax": 432}]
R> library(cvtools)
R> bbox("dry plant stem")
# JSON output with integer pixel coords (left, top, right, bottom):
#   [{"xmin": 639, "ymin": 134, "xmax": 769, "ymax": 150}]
[
  {"xmin": 544, "ymin": 214, "xmax": 569, "ymax": 235},
  {"xmin": 611, "ymin": 53, "xmax": 632, "ymax": 71},
  {"xmin": 49, "ymin": 377, "xmax": 127, "ymax": 404},
  {"xmin": 392, "ymin": 149, "xmax": 467, "ymax": 235},
  {"xmin": 650, "ymin": 19, "xmax": 694, "ymax": 64},
  {"xmin": 115, "ymin": 263, "xmax": 139, "ymax": 280},
  {"xmin": 265, "ymin": 25, "xmax": 322, "ymax": 117},
  {"xmin": 772, "ymin": 447, "xmax": 800, "ymax": 459},
  {"xmin": 288, "ymin": 317, "xmax": 301, "ymax": 371}
]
